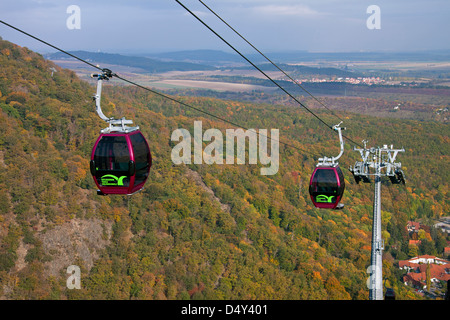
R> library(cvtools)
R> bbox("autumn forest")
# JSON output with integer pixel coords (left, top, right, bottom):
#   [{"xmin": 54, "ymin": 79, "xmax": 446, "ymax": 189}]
[{"xmin": 0, "ymin": 38, "xmax": 449, "ymax": 301}]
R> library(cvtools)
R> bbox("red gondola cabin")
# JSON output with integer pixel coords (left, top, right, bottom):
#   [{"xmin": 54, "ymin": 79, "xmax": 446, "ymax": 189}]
[
  {"xmin": 90, "ymin": 130, "xmax": 151, "ymax": 195},
  {"xmin": 309, "ymin": 165, "xmax": 345, "ymax": 209}
]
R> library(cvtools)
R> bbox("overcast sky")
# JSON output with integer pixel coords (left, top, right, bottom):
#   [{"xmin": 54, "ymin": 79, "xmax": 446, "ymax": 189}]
[{"xmin": 0, "ymin": 0, "xmax": 449, "ymax": 54}]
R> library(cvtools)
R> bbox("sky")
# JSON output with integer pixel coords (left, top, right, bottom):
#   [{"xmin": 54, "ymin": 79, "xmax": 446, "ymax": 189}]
[{"xmin": 0, "ymin": 0, "xmax": 449, "ymax": 55}]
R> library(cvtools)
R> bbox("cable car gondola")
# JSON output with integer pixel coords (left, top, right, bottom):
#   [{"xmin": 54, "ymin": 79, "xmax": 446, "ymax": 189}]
[
  {"xmin": 90, "ymin": 130, "xmax": 151, "ymax": 195},
  {"xmin": 308, "ymin": 123, "xmax": 346, "ymax": 209},
  {"xmin": 309, "ymin": 164, "xmax": 345, "ymax": 209},
  {"xmin": 89, "ymin": 69, "xmax": 151, "ymax": 195}
]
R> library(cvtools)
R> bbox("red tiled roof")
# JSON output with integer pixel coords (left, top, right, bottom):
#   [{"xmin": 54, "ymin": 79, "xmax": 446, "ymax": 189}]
[
  {"xmin": 400, "ymin": 256, "xmax": 450, "ymax": 285},
  {"xmin": 399, "ymin": 260, "xmax": 420, "ymax": 269},
  {"xmin": 415, "ymin": 254, "xmax": 438, "ymax": 259},
  {"xmin": 407, "ymin": 221, "xmax": 420, "ymax": 229},
  {"xmin": 403, "ymin": 274, "xmax": 424, "ymax": 288},
  {"xmin": 407, "ymin": 255, "xmax": 449, "ymax": 264}
]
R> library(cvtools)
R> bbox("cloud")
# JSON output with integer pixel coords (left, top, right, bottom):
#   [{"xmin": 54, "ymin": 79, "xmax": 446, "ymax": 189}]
[{"xmin": 1, "ymin": 0, "xmax": 449, "ymax": 53}]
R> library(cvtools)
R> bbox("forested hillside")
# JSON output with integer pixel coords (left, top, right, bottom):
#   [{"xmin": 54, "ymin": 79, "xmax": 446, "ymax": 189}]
[{"xmin": 0, "ymin": 39, "xmax": 448, "ymax": 300}]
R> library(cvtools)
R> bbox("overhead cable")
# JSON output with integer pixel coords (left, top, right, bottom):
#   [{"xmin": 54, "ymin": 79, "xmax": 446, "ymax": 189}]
[
  {"xmin": 198, "ymin": 0, "xmax": 344, "ymax": 122},
  {"xmin": 176, "ymin": 0, "xmax": 364, "ymax": 149},
  {"xmin": 0, "ymin": 19, "xmax": 317, "ymax": 157}
]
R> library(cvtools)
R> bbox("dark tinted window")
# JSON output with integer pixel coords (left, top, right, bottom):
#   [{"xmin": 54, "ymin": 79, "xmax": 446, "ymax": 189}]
[
  {"xmin": 93, "ymin": 135, "xmax": 131, "ymax": 187},
  {"xmin": 129, "ymin": 132, "xmax": 150, "ymax": 185},
  {"xmin": 312, "ymin": 169, "xmax": 338, "ymax": 193}
]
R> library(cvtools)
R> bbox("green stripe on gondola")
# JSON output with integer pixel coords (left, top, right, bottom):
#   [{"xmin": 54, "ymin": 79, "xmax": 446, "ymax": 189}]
[{"xmin": 100, "ymin": 174, "xmax": 127, "ymax": 186}]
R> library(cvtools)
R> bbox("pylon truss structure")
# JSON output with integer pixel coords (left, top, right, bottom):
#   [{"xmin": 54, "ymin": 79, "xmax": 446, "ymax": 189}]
[{"xmin": 350, "ymin": 141, "xmax": 405, "ymax": 185}]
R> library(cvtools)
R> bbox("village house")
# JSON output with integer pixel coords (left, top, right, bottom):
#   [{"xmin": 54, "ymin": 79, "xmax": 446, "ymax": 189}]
[
  {"xmin": 399, "ymin": 255, "xmax": 450, "ymax": 290},
  {"xmin": 406, "ymin": 221, "xmax": 421, "ymax": 234}
]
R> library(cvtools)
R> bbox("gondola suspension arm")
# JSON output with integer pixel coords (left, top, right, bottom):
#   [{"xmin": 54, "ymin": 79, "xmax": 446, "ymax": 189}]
[
  {"xmin": 317, "ymin": 122, "xmax": 346, "ymax": 166},
  {"xmin": 92, "ymin": 69, "xmax": 139, "ymax": 133}
]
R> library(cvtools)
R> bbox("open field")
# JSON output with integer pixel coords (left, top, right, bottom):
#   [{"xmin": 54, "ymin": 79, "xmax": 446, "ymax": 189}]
[
  {"xmin": 52, "ymin": 59, "xmax": 281, "ymax": 92},
  {"xmin": 147, "ymin": 79, "xmax": 278, "ymax": 92}
]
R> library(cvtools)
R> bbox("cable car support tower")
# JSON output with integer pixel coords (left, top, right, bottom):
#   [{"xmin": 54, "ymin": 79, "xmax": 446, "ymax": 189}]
[{"xmin": 350, "ymin": 142, "xmax": 405, "ymax": 300}]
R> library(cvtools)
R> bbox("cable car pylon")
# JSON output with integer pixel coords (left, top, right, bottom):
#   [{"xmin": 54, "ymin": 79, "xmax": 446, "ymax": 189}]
[{"xmin": 349, "ymin": 142, "xmax": 405, "ymax": 300}]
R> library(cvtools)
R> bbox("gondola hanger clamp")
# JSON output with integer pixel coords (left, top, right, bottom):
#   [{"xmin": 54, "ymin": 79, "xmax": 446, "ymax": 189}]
[{"xmin": 91, "ymin": 69, "xmax": 139, "ymax": 134}]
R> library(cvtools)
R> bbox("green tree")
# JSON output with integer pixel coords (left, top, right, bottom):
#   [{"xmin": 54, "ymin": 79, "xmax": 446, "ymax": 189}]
[
  {"xmin": 425, "ymin": 263, "xmax": 431, "ymax": 292},
  {"xmin": 408, "ymin": 244, "xmax": 419, "ymax": 258}
]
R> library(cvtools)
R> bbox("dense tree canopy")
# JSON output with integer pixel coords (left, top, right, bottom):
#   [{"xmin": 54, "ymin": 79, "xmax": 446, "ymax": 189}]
[{"xmin": 0, "ymin": 39, "xmax": 448, "ymax": 300}]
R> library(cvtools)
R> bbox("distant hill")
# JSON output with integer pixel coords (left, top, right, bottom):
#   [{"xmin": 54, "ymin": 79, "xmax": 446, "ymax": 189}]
[
  {"xmin": 45, "ymin": 50, "xmax": 216, "ymax": 73},
  {"xmin": 233, "ymin": 63, "xmax": 361, "ymax": 78},
  {"xmin": 146, "ymin": 49, "xmax": 245, "ymax": 64},
  {"xmin": 146, "ymin": 49, "xmax": 450, "ymax": 64},
  {"xmin": 46, "ymin": 49, "xmax": 360, "ymax": 78},
  {"xmin": 249, "ymin": 50, "xmax": 450, "ymax": 63}
]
